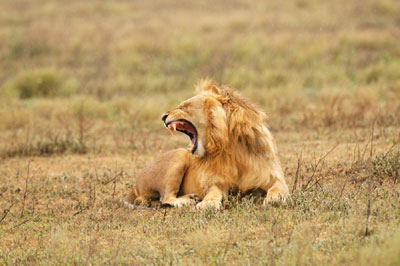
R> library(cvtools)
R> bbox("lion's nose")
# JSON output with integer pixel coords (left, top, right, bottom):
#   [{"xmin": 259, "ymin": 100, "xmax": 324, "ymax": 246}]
[{"xmin": 161, "ymin": 114, "xmax": 168, "ymax": 123}]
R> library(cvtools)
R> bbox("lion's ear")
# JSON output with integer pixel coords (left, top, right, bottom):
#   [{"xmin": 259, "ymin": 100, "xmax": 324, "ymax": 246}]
[
  {"xmin": 195, "ymin": 78, "xmax": 230, "ymax": 105},
  {"xmin": 195, "ymin": 78, "xmax": 223, "ymax": 95}
]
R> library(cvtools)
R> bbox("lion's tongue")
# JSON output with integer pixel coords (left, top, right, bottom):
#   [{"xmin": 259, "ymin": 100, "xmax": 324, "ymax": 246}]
[
  {"xmin": 182, "ymin": 124, "xmax": 196, "ymax": 145},
  {"xmin": 180, "ymin": 123, "xmax": 195, "ymax": 135},
  {"xmin": 168, "ymin": 121, "xmax": 196, "ymax": 145},
  {"xmin": 168, "ymin": 121, "xmax": 195, "ymax": 134}
]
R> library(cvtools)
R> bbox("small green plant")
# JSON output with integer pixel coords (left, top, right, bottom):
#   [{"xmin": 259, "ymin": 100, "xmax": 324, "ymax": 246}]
[{"xmin": 2, "ymin": 69, "xmax": 74, "ymax": 99}]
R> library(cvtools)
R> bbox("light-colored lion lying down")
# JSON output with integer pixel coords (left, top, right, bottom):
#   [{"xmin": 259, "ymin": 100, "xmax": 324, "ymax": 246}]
[{"xmin": 124, "ymin": 79, "xmax": 289, "ymax": 209}]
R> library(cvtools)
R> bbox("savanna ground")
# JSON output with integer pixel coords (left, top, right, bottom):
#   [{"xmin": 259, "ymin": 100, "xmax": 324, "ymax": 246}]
[{"xmin": 0, "ymin": 0, "xmax": 400, "ymax": 264}]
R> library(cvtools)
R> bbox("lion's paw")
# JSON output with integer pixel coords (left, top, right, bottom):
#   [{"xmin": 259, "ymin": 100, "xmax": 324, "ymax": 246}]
[
  {"xmin": 263, "ymin": 194, "xmax": 287, "ymax": 206},
  {"xmin": 172, "ymin": 197, "xmax": 196, "ymax": 208},
  {"xmin": 196, "ymin": 200, "xmax": 222, "ymax": 210},
  {"xmin": 184, "ymin": 194, "xmax": 201, "ymax": 201}
]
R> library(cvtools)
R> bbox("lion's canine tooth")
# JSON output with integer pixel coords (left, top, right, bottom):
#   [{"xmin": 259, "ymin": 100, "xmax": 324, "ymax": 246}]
[
  {"xmin": 168, "ymin": 124, "xmax": 175, "ymax": 135},
  {"xmin": 172, "ymin": 123, "xmax": 176, "ymax": 132}
]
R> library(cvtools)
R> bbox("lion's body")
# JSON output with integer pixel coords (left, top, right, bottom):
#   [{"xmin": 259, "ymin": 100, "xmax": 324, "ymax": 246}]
[{"xmin": 125, "ymin": 79, "xmax": 289, "ymax": 209}]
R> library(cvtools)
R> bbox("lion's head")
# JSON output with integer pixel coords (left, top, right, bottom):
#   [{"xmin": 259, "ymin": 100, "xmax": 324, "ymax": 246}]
[{"xmin": 162, "ymin": 79, "xmax": 271, "ymax": 158}]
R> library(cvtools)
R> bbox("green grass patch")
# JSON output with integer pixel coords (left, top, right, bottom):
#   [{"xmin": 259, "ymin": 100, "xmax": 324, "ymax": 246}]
[{"xmin": 2, "ymin": 69, "xmax": 75, "ymax": 99}]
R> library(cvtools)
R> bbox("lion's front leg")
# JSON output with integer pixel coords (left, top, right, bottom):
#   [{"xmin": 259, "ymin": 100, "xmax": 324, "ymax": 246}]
[
  {"xmin": 196, "ymin": 186, "xmax": 227, "ymax": 210},
  {"xmin": 261, "ymin": 172, "xmax": 289, "ymax": 205},
  {"xmin": 263, "ymin": 180, "xmax": 289, "ymax": 205},
  {"xmin": 259, "ymin": 162, "xmax": 289, "ymax": 205}
]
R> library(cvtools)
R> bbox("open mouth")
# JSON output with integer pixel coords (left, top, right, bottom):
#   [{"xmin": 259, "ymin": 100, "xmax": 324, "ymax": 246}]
[{"xmin": 165, "ymin": 119, "xmax": 198, "ymax": 154}]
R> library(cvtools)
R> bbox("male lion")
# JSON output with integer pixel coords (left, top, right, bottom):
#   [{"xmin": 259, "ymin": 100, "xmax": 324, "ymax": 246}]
[{"xmin": 124, "ymin": 79, "xmax": 289, "ymax": 209}]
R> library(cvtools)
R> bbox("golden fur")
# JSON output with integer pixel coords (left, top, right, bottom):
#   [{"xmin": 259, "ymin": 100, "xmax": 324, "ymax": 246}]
[{"xmin": 124, "ymin": 79, "xmax": 289, "ymax": 209}]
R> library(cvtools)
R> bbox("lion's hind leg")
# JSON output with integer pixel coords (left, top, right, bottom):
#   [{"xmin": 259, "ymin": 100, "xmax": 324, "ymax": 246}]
[
  {"xmin": 157, "ymin": 149, "xmax": 196, "ymax": 208},
  {"xmin": 125, "ymin": 148, "xmax": 192, "ymax": 209},
  {"xmin": 124, "ymin": 187, "xmax": 159, "ymax": 208}
]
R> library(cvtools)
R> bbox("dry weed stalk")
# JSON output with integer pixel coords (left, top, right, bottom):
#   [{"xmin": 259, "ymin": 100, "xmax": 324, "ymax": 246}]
[
  {"xmin": 0, "ymin": 201, "xmax": 14, "ymax": 223},
  {"xmin": 22, "ymin": 120, "xmax": 32, "ymax": 156},
  {"xmin": 89, "ymin": 172, "xmax": 97, "ymax": 208},
  {"xmin": 10, "ymin": 219, "xmax": 30, "ymax": 231},
  {"xmin": 365, "ymin": 121, "xmax": 375, "ymax": 237},
  {"xmin": 365, "ymin": 175, "xmax": 373, "ymax": 236},
  {"xmin": 102, "ymin": 164, "xmax": 123, "ymax": 199},
  {"xmin": 303, "ymin": 144, "xmax": 338, "ymax": 191},
  {"xmin": 291, "ymin": 151, "xmax": 302, "ymax": 193},
  {"xmin": 76, "ymin": 111, "xmax": 94, "ymax": 148},
  {"xmin": 20, "ymin": 159, "xmax": 31, "ymax": 218}
]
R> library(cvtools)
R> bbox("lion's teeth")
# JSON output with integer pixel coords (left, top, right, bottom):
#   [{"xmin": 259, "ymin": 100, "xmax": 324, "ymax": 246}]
[
  {"xmin": 169, "ymin": 125, "xmax": 174, "ymax": 135},
  {"xmin": 172, "ymin": 123, "xmax": 176, "ymax": 131}
]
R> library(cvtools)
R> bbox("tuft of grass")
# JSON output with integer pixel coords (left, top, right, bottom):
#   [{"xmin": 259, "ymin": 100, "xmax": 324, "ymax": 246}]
[
  {"xmin": 0, "ymin": 108, "xmax": 30, "ymax": 130},
  {"xmin": 71, "ymin": 97, "xmax": 108, "ymax": 119},
  {"xmin": 372, "ymin": 151, "xmax": 400, "ymax": 183},
  {"xmin": 2, "ymin": 135, "xmax": 87, "ymax": 158},
  {"xmin": 2, "ymin": 69, "xmax": 75, "ymax": 99}
]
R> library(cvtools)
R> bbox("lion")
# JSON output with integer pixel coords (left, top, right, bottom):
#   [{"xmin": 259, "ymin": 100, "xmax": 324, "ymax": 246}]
[{"xmin": 124, "ymin": 79, "xmax": 289, "ymax": 209}]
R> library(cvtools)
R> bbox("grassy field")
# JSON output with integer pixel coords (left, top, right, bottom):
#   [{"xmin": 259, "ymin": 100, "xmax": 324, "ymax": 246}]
[{"xmin": 1, "ymin": 0, "xmax": 400, "ymax": 264}]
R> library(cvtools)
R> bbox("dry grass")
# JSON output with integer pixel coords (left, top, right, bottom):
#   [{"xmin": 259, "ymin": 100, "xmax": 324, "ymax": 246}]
[{"xmin": 1, "ymin": 0, "xmax": 400, "ymax": 264}]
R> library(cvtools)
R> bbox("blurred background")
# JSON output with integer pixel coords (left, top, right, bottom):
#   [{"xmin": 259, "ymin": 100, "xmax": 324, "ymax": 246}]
[{"xmin": 0, "ymin": 0, "xmax": 399, "ymax": 155}]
